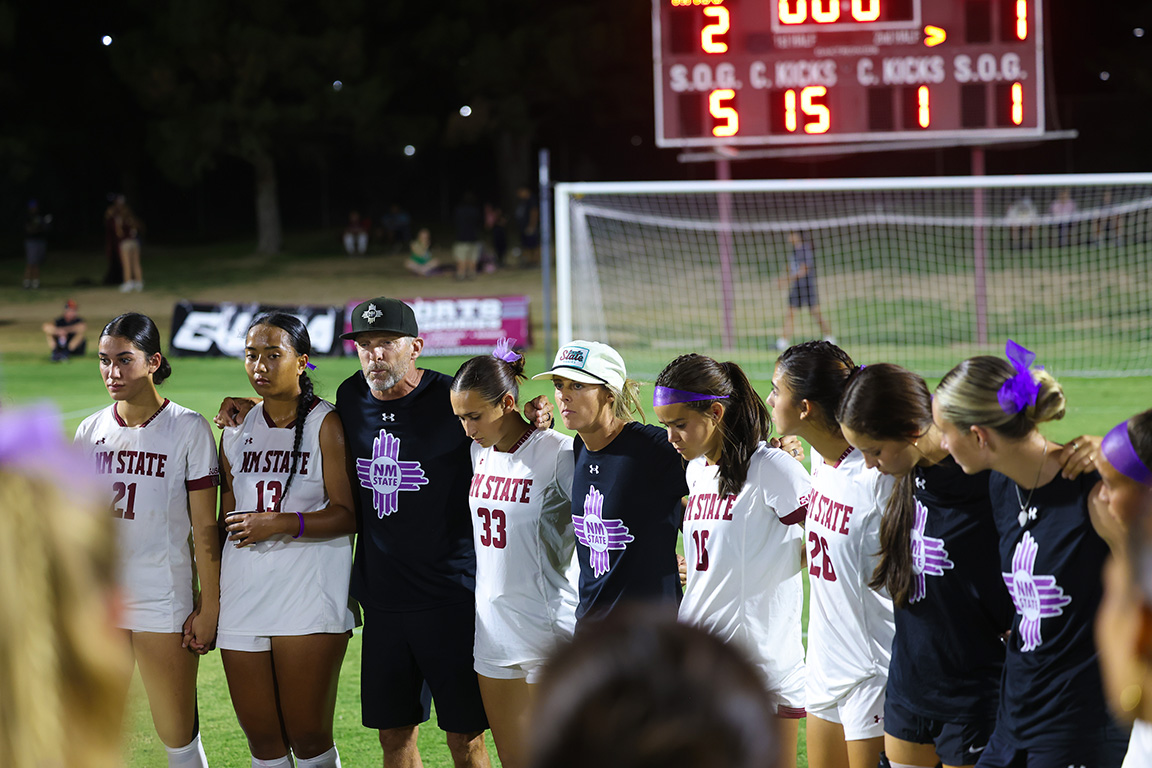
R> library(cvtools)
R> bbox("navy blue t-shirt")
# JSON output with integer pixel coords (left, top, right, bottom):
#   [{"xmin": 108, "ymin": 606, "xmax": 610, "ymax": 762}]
[
  {"xmin": 887, "ymin": 457, "xmax": 1011, "ymax": 721},
  {"xmin": 571, "ymin": 422, "xmax": 688, "ymax": 623},
  {"xmin": 989, "ymin": 469, "xmax": 1125, "ymax": 747},
  {"xmin": 337, "ymin": 368, "xmax": 476, "ymax": 611}
]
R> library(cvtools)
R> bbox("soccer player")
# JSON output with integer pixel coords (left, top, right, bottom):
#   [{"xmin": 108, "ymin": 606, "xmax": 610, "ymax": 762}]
[
  {"xmin": 653, "ymin": 353, "xmax": 810, "ymax": 768},
  {"xmin": 449, "ymin": 340, "xmax": 578, "ymax": 768},
  {"xmin": 776, "ymin": 231, "xmax": 833, "ymax": 352},
  {"xmin": 532, "ymin": 340, "xmax": 687, "ymax": 624},
  {"xmin": 932, "ymin": 341, "xmax": 1129, "ymax": 768},
  {"xmin": 74, "ymin": 313, "xmax": 220, "ymax": 768},
  {"xmin": 767, "ymin": 341, "xmax": 894, "ymax": 768},
  {"xmin": 1093, "ymin": 410, "xmax": 1152, "ymax": 767},
  {"xmin": 216, "ymin": 313, "xmax": 356, "ymax": 768},
  {"xmin": 837, "ymin": 363, "xmax": 1013, "ymax": 768}
]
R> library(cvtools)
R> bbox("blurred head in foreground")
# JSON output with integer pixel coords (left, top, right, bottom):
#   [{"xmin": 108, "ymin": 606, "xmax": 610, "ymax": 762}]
[
  {"xmin": 528, "ymin": 609, "xmax": 779, "ymax": 768},
  {"xmin": 0, "ymin": 405, "xmax": 130, "ymax": 768}
]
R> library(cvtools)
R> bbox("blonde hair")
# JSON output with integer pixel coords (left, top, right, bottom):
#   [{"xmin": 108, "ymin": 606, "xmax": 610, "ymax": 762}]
[
  {"xmin": 934, "ymin": 355, "xmax": 1066, "ymax": 439},
  {"xmin": 609, "ymin": 378, "xmax": 646, "ymax": 423},
  {"xmin": 0, "ymin": 470, "xmax": 128, "ymax": 768}
]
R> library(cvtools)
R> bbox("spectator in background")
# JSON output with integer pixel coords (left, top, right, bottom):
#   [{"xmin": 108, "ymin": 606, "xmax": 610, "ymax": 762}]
[
  {"xmin": 454, "ymin": 193, "xmax": 483, "ymax": 281},
  {"xmin": 513, "ymin": 187, "xmax": 540, "ymax": 268},
  {"xmin": 406, "ymin": 227, "xmax": 443, "ymax": 276},
  {"xmin": 23, "ymin": 199, "xmax": 51, "ymax": 289},
  {"xmin": 0, "ymin": 405, "xmax": 133, "ymax": 768},
  {"xmin": 381, "ymin": 204, "xmax": 413, "ymax": 253},
  {"xmin": 104, "ymin": 194, "xmax": 126, "ymax": 286},
  {"xmin": 1092, "ymin": 189, "xmax": 1124, "ymax": 246},
  {"xmin": 776, "ymin": 231, "xmax": 833, "ymax": 352},
  {"xmin": 1050, "ymin": 188, "xmax": 1077, "ymax": 247},
  {"xmin": 485, "ymin": 203, "xmax": 508, "ymax": 268},
  {"xmin": 43, "ymin": 299, "xmax": 88, "ymax": 362},
  {"xmin": 344, "ymin": 210, "xmax": 370, "ymax": 257},
  {"xmin": 1006, "ymin": 195, "xmax": 1038, "ymax": 250},
  {"xmin": 115, "ymin": 199, "xmax": 144, "ymax": 292}
]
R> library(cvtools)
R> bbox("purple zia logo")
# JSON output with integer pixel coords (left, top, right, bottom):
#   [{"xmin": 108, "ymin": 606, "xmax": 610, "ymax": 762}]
[
  {"xmin": 573, "ymin": 485, "xmax": 634, "ymax": 577},
  {"xmin": 909, "ymin": 499, "xmax": 953, "ymax": 603},
  {"xmin": 1001, "ymin": 531, "xmax": 1072, "ymax": 652},
  {"xmin": 356, "ymin": 429, "xmax": 428, "ymax": 518}
]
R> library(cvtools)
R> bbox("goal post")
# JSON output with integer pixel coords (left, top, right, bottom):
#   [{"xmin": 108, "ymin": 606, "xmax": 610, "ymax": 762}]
[{"xmin": 554, "ymin": 174, "xmax": 1152, "ymax": 380}]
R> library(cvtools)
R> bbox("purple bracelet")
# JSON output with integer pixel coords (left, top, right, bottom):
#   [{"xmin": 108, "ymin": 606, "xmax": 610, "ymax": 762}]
[{"xmin": 293, "ymin": 511, "xmax": 304, "ymax": 539}]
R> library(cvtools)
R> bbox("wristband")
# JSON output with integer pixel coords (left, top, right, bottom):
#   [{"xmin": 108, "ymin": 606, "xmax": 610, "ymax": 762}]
[{"xmin": 293, "ymin": 511, "xmax": 304, "ymax": 539}]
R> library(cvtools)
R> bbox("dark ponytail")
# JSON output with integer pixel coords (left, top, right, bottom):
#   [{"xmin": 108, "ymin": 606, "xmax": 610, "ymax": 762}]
[
  {"xmin": 655, "ymin": 354, "xmax": 771, "ymax": 498},
  {"xmin": 247, "ymin": 313, "xmax": 314, "ymax": 494},
  {"xmin": 775, "ymin": 340, "xmax": 856, "ymax": 433},
  {"xmin": 101, "ymin": 313, "xmax": 171, "ymax": 385},
  {"xmin": 837, "ymin": 363, "xmax": 932, "ymax": 608},
  {"xmin": 452, "ymin": 343, "xmax": 528, "ymax": 406}
]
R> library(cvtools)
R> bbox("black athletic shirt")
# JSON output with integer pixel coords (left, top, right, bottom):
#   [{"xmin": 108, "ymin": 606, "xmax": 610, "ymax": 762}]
[
  {"xmin": 886, "ymin": 457, "xmax": 1011, "ymax": 722},
  {"xmin": 571, "ymin": 422, "xmax": 688, "ymax": 624},
  {"xmin": 337, "ymin": 368, "xmax": 476, "ymax": 611},
  {"xmin": 989, "ymin": 469, "xmax": 1126, "ymax": 747}
]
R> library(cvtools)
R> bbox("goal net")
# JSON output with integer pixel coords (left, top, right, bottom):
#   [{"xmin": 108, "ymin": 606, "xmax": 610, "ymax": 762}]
[{"xmin": 555, "ymin": 174, "xmax": 1152, "ymax": 380}]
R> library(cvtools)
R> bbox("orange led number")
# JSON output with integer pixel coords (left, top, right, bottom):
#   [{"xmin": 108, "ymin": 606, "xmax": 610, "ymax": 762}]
[
  {"xmin": 783, "ymin": 86, "xmax": 830, "ymax": 134},
  {"xmin": 917, "ymin": 85, "xmax": 930, "ymax": 128},
  {"xmin": 852, "ymin": 0, "xmax": 880, "ymax": 22},
  {"xmin": 1016, "ymin": 0, "xmax": 1027, "ymax": 40},
  {"xmin": 1011, "ymin": 82, "xmax": 1023, "ymax": 125},
  {"xmin": 709, "ymin": 89, "xmax": 739, "ymax": 137},
  {"xmin": 701, "ymin": 6, "xmax": 730, "ymax": 53},
  {"xmin": 779, "ymin": 0, "xmax": 806, "ymax": 25}
]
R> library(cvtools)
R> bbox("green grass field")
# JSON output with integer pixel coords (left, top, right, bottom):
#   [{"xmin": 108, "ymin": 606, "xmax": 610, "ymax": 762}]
[{"xmin": 1, "ymin": 240, "xmax": 1149, "ymax": 766}]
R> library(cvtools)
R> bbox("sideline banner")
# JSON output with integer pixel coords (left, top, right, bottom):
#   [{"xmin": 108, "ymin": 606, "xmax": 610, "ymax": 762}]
[
  {"xmin": 170, "ymin": 301, "xmax": 343, "ymax": 357},
  {"xmin": 342, "ymin": 295, "xmax": 531, "ymax": 356}
]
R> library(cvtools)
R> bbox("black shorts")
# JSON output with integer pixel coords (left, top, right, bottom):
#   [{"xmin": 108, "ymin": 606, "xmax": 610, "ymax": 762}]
[
  {"xmin": 360, "ymin": 602, "xmax": 488, "ymax": 734},
  {"xmin": 885, "ymin": 697, "xmax": 995, "ymax": 766},
  {"xmin": 974, "ymin": 721, "xmax": 1128, "ymax": 768},
  {"xmin": 788, "ymin": 277, "xmax": 817, "ymax": 308}
]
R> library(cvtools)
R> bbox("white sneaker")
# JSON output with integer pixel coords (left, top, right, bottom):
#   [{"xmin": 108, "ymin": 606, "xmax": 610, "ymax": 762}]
[
  {"xmin": 119, "ymin": 282, "xmax": 133, "ymax": 293},
  {"xmin": 133, "ymin": 281, "xmax": 144, "ymax": 292},
  {"xmin": 775, "ymin": 337, "xmax": 789, "ymax": 352}
]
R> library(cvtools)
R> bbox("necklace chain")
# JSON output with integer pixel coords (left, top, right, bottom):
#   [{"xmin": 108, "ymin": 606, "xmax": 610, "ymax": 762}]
[{"xmin": 1015, "ymin": 441, "xmax": 1049, "ymax": 524}]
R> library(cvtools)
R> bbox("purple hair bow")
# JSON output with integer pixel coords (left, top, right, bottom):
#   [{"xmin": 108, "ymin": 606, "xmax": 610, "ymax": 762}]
[
  {"xmin": 493, "ymin": 338, "xmax": 521, "ymax": 364},
  {"xmin": 0, "ymin": 403, "xmax": 93, "ymax": 489},
  {"xmin": 997, "ymin": 339, "xmax": 1042, "ymax": 415}
]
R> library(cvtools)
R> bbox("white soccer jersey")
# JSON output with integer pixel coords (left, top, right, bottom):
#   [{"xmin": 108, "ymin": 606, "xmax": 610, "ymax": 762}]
[
  {"xmin": 219, "ymin": 400, "xmax": 354, "ymax": 637},
  {"xmin": 805, "ymin": 446, "xmax": 897, "ymax": 710},
  {"xmin": 75, "ymin": 399, "xmax": 220, "ymax": 633},
  {"xmin": 468, "ymin": 427, "xmax": 578, "ymax": 670},
  {"xmin": 679, "ymin": 443, "xmax": 810, "ymax": 713}
]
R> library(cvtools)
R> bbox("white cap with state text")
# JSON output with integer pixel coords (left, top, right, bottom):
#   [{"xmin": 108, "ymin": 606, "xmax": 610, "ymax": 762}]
[{"xmin": 531, "ymin": 340, "xmax": 626, "ymax": 392}]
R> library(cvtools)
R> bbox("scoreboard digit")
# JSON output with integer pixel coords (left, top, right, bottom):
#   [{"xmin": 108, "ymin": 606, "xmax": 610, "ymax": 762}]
[{"xmin": 654, "ymin": 0, "xmax": 1044, "ymax": 147}]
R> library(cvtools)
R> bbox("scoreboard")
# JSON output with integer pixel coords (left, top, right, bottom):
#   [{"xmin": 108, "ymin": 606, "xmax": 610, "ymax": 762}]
[{"xmin": 653, "ymin": 0, "xmax": 1045, "ymax": 147}]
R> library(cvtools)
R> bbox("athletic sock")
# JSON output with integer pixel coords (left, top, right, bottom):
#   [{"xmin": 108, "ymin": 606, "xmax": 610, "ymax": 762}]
[
  {"xmin": 294, "ymin": 745, "xmax": 341, "ymax": 768},
  {"xmin": 165, "ymin": 732, "xmax": 209, "ymax": 768},
  {"xmin": 252, "ymin": 755, "xmax": 294, "ymax": 768}
]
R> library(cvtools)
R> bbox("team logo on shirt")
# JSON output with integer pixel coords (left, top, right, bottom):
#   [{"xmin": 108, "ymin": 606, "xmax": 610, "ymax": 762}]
[
  {"xmin": 356, "ymin": 429, "xmax": 428, "ymax": 518},
  {"xmin": 1001, "ymin": 531, "xmax": 1072, "ymax": 652},
  {"xmin": 909, "ymin": 499, "xmax": 953, "ymax": 603},
  {"xmin": 573, "ymin": 485, "xmax": 633, "ymax": 577}
]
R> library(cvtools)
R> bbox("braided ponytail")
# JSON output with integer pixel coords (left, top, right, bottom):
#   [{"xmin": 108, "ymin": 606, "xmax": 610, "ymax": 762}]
[{"xmin": 285, "ymin": 372, "xmax": 315, "ymax": 494}]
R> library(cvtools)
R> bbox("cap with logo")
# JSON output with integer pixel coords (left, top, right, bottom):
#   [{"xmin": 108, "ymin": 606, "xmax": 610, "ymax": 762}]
[
  {"xmin": 532, "ymin": 340, "xmax": 627, "ymax": 392},
  {"xmin": 341, "ymin": 297, "xmax": 419, "ymax": 340}
]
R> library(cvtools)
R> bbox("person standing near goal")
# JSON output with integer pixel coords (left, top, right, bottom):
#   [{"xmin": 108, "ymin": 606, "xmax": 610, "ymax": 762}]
[
  {"xmin": 216, "ymin": 313, "xmax": 356, "ymax": 768},
  {"xmin": 768, "ymin": 341, "xmax": 895, "ymax": 768},
  {"xmin": 653, "ymin": 353, "xmax": 810, "ymax": 768},
  {"xmin": 932, "ymin": 341, "xmax": 1129, "ymax": 768},
  {"xmin": 777, "ymin": 231, "xmax": 833, "ymax": 352},
  {"xmin": 532, "ymin": 341, "xmax": 688, "ymax": 625},
  {"xmin": 449, "ymin": 340, "xmax": 578, "ymax": 768},
  {"xmin": 74, "ymin": 312, "xmax": 220, "ymax": 768},
  {"xmin": 836, "ymin": 363, "xmax": 1013, "ymax": 768}
]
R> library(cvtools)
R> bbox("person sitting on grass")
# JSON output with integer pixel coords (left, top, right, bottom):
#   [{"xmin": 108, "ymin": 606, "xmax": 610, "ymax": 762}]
[{"xmin": 43, "ymin": 299, "xmax": 87, "ymax": 362}]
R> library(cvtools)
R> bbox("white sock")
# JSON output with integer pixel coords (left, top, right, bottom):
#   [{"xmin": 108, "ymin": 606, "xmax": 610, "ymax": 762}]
[
  {"xmin": 165, "ymin": 732, "xmax": 209, "ymax": 768},
  {"xmin": 295, "ymin": 745, "xmax": 340, "ymax": 768},
  {"xmin": 252, "ymin": 755, "xmax": 294, "ymax": 768}
]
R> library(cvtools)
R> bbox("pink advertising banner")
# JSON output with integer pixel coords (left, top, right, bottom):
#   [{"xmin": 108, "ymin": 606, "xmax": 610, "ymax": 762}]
[{"xmin": 343, "ymin": 295, "xmax": 532, "ymax": 357}]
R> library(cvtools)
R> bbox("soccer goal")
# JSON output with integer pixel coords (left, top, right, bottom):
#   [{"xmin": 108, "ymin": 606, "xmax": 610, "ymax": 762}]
[{"xmin": 555, "ymin": 174, "xmax": 1152, "ymax": 379}]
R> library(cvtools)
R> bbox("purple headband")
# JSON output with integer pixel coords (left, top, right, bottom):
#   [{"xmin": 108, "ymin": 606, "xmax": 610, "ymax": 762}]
[
  {"xmin": 997, "ymin": 339, "xmax": 1043, "ymax": 415},
  {"xmin": 492, "ymin": 337, "xmax": 521, "ymax": 364},
  {"xmin": 653, "ymin": 385, "xmax": 730, "ymax": 407},
  {"xmin": 1102, "ymin": 420, "xmax": 1152, "ymax": 486}
]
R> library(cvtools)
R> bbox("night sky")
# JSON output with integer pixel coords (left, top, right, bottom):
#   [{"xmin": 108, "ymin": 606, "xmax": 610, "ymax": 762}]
[{"xmin": 2, "ymin": 0, "xmax": 1148, "ymax": 248}]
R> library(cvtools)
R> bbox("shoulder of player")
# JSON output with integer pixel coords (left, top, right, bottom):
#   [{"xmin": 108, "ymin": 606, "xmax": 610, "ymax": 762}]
[{"xmin": 531, "ymin": 427, "xmax": 575, "ymax": 452}]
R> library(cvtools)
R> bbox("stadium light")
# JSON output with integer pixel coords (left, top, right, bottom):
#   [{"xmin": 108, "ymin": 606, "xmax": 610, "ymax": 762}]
[
  {"xmin": 459, "ymin": 105, "xmax": 473, "ymax": 117},
  {"xmin": 403, "ymin": 145, "xmax": 416, "ymax": 156},
  {"xmin": 332, "ymin": 81, "xmax": 343, "ymax": 92},
  {"xmin": 102, "ymin": 35, "xmax": 113, "ymax": 46}
]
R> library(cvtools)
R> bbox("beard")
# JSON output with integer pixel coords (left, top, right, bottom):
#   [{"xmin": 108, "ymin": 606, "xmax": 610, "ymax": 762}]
[{"xmin": 365, "ymin": 364, "xmax": 405, "ymax": 393}]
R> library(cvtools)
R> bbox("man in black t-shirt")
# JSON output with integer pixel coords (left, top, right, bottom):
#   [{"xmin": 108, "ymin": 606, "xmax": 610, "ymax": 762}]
[{"xmin": 42, "ymin": 299, "xmax": 86, "ymax": 362}]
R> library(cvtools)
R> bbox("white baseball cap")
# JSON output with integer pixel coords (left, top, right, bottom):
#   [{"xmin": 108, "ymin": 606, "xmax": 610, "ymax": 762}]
[{"xmin": 532, "ymin": 340, "xmax": 627, "ymax": 392}]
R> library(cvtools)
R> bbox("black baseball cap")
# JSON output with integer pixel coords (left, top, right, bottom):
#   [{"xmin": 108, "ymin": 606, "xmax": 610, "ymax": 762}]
[{"xmin": 341, "ymin": 297, "xmax": 420, "ymax": 340}]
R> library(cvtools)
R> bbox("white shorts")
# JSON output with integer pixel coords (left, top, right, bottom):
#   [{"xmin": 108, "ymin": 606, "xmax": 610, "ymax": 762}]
[
  {"xmin": 216, "ymin": 632, "xmax": 274, "ymax": 652},
  {"xmin": 806, "ymin": 674, "xmax": 886, "ymax": 740},
  {"xmin": 474, "ymin": 657, "xmax": 546, "ymax": 684},
  {"xmin": 772, "ymin": 660, "xmax": 807, "ymax": 718}
]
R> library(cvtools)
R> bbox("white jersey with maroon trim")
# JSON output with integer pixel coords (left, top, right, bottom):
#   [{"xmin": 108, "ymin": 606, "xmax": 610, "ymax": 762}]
[
  {"xmin": 75, "ymin": 400, "xmax": 220, "ymax": 633},
  {"xmin": 468, "ymin": 427, "xmax": 578, "ymax": 669},
  {"xmin": 218, "ymin": 399, "xmax": 354, "ymax": 637},
  {"xmin": 805, "ymin": 446, "xmax": 897, "ymax": 710},
  {"xmin": 679, "ymin": 443, "xmax": 810, "ymax": 713}
]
